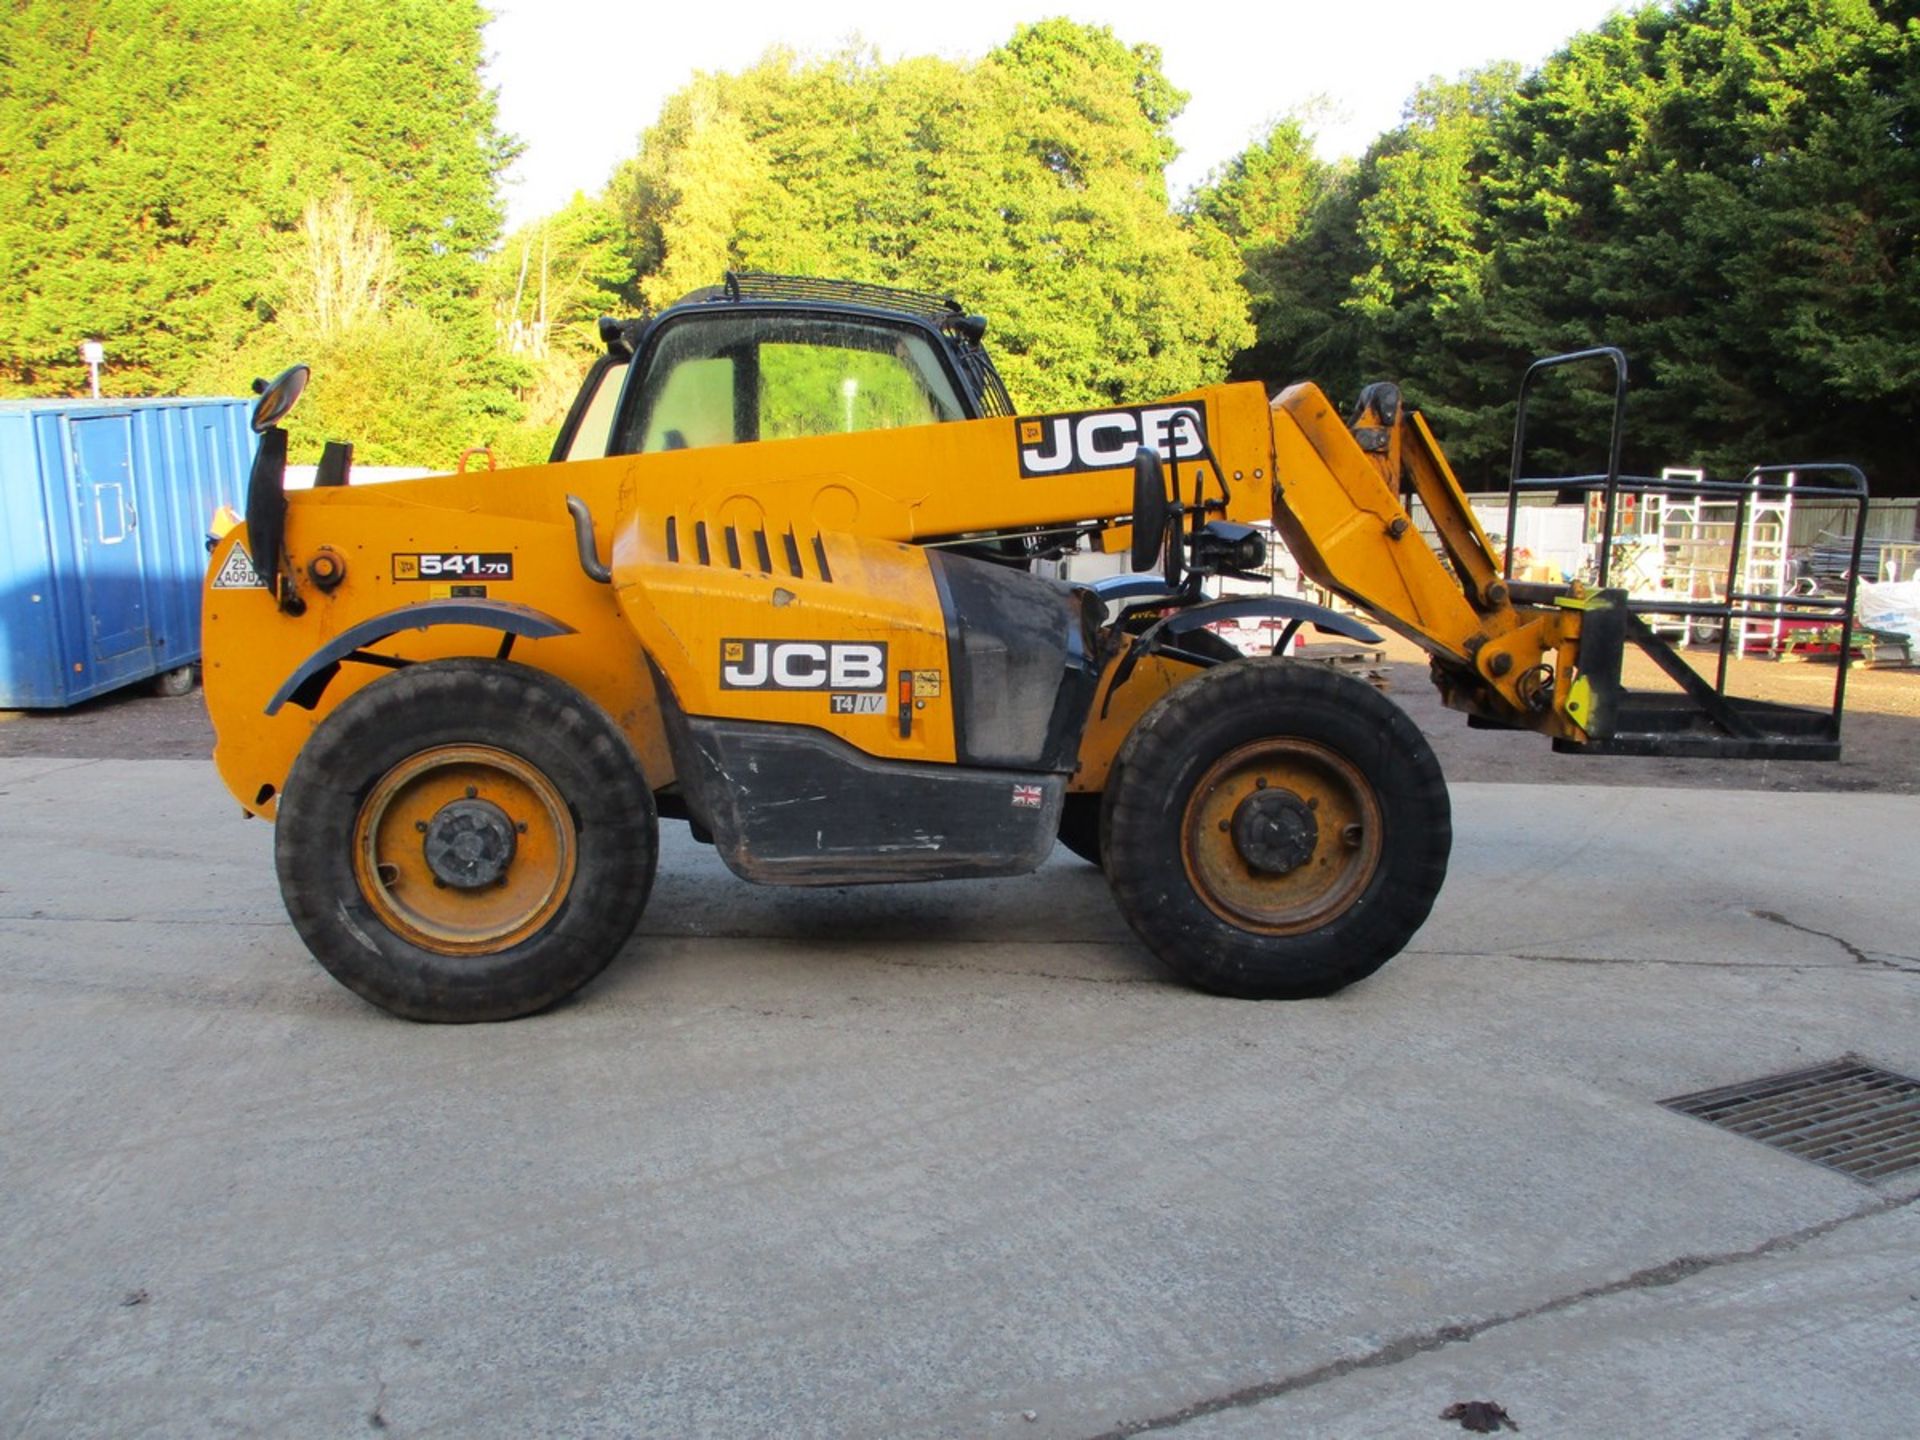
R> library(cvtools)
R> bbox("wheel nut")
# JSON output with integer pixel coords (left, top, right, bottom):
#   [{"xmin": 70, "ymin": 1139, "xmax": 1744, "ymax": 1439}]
[
  {"xmin": 466, "ymin": 786, "xmax": 478, "ymax": 799},
  {"xmin": 415, "ymin": 820, "xmax": 428, "ymax": 833}
]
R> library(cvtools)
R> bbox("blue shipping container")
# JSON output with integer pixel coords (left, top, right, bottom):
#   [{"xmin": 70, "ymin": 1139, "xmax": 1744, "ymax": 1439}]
[{"xmin": 0, "ymin": 396, "xmax": 255, "ymax": 708}]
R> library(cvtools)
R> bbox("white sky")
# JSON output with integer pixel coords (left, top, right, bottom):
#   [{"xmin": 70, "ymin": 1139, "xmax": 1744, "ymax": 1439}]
[{"xmin": 486, "ymin": 1, "xmax": 1627, "ymax": 230}]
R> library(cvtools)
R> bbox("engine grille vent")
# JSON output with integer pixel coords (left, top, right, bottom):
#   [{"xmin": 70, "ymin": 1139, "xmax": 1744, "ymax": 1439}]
[{"xmin": 663, "ymin": 517, "xmax": 832, "ymax": 583}]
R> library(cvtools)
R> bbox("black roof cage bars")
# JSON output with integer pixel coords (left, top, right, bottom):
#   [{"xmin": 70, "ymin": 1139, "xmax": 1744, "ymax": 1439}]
[{"xmin": 694, "ymin": 270, "xmax": 971, "ymax": 321}]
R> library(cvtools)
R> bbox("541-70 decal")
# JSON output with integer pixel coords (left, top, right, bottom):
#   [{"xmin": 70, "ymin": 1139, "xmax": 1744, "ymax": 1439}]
[{"xmin": 392, "ymin": 552, "xmax": 514, "ymax": 581}]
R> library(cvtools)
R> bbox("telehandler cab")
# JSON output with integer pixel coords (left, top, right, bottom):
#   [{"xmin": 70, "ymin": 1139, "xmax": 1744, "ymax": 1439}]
[{"xmin": 205, "ymin": 273, "xmax": 1870, "ymax": 1022}]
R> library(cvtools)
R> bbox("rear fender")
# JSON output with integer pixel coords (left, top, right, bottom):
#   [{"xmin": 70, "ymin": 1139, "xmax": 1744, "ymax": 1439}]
[{"xmin": 203, "ymin": 497, "xmax": 673, "ymax": 820}]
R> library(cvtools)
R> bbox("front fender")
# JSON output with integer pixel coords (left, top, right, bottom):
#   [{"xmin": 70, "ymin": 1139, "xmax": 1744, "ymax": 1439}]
[
  {"xmin": 265, "ymin": 600, "xmax": 576, "ymax": 714},
  {"xmin": 1153, "ymin": 595, "xmax": 1382, "ymax": 648},
  {"xmin": 1069, "ymin": 597, "xmax": 1384, "ymax": 794}
]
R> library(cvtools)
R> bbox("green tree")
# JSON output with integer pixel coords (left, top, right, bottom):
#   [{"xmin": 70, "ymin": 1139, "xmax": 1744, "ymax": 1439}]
[
  {"xmin": 217, "ymin": 189, "xmax": 514, "ymax": 467},
  {"xmin": 1208, "ymin": 2, "xmax": 1919, "ymax": 493},
  {"xmin": 0, "ymin": 0, "xmax": 516, "ymax": 424},
  {"xmin": 1190, "ymin": 115, "xmax": 1364, "ymax": 398},
  {"xmin": 1196, "ymin": 72, "xmax": 1520, "ymax": 476},
  {"xmin": 481, "ymin": 191, "xmax": 639, "ymax": 461},
  {"xmin": 610, "ymin": 23, "xmax": 1252, "ymax": 411},
  {"xmin": 1478, "ymin": 0, "xmax": 1918, "ymax": 488},
  {"xmin": 1345, "ymin": 64, "xmax": 1521, "ymax": 480}
]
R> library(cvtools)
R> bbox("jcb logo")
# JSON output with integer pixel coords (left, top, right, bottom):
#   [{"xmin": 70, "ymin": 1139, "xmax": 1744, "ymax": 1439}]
[
  {"xmin": 1016, "ymin": 403, "xmax": 1208, "ymax": 478},
  {"xmin": 721, "ymin": 640, "xmax": 888, "ymax": 691}
]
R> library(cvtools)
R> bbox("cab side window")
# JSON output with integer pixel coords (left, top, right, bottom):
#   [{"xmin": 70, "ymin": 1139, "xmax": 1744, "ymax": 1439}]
[{"xmin": 557, "ymin": 358, "xmax": 628, "ymax": 462}]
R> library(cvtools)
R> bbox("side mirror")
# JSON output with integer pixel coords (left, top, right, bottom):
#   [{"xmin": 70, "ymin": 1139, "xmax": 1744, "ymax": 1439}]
[
  {"xmin": 250, "ymin": 364, "xmax": 310, "ymax": 434},
  {"xmin": 1131, "ymin": 447, "xmax": 1169, "ymax": 573}
]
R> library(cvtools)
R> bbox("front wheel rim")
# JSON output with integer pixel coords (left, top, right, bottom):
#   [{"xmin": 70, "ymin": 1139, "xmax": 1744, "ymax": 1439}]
[
  {"xmin": 352, "ymin": 744, "xmax": 577, "ymax": 954},
  {"xmin": 1180, "ymin": 737, "xmax": 1385, "ymax": 935}
]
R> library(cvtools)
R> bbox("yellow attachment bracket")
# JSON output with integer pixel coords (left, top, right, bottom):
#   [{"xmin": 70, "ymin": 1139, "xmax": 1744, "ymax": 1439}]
[{"xmin": 1564, "ymin": 675, "xmax": 1595, "ymax": 731}]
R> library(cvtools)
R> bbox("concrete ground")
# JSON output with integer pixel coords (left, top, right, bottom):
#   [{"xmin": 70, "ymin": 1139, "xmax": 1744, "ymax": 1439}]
[{"xmin": 1, "ymin": 758, "xmax": 1916, "ymax": 1438}]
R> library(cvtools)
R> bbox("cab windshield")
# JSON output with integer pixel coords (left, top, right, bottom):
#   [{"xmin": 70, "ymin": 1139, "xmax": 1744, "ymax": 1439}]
[{"xmin": 622, "ymin": 313, "xmax": 967, "ymax": 454}]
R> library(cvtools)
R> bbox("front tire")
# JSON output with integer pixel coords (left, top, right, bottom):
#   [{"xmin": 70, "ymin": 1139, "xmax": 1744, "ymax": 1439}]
[
  {"xmin": 1102, "ymin": 659, "xmax": 1450, "ymax": 999},
  {"xmin": 275, "ymin": 659, "xmax": 657, "ymax": 1022}
]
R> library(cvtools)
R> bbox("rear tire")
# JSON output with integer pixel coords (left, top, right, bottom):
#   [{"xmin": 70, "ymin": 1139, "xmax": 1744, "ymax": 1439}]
[
  {"xmin": 1102, "ymin": 659, "xmax": 1450, "ymax": 999},
  {"xmin": 275, "ymin": 659, "xmax": 657, "ymax": 1022}
]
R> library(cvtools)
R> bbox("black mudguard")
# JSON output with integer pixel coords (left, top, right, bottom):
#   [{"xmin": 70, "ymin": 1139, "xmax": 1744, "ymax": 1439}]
[{"xmin": 264, "ymin": 600, "xmax": 575, "ymax": 714}]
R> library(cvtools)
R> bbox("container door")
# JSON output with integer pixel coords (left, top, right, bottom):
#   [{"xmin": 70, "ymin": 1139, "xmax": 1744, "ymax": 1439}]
[{"xmin": 68, "ymin": 414, "xmax": 149, "ymax": 661}]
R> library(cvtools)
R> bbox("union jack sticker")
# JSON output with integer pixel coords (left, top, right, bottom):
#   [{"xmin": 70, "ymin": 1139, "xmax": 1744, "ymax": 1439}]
[{"xmin": 1011, "ymin": 783, "xmax": 1045, "ymax": 809}]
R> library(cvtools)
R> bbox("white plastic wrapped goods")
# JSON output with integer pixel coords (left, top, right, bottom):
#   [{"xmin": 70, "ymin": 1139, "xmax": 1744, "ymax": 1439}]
[{"xmin": 1855, "ymin": 580, "xmax": 1920, "ymax": 641}]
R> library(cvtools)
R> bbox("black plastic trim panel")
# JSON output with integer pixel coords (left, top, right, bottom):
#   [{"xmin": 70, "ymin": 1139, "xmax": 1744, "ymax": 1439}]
[{"xmin": 672, "ymin": 718, "xmax": 1064, "ymax": 885}]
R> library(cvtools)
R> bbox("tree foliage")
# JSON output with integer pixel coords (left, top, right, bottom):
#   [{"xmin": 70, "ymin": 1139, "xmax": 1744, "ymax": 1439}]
[
  {"xmin": 1210, "ymin": 1, "xmax": 1920, "ymax": 492},
  {"xmin": 0, "ymin": 0, "xmax": 517, "ymax": 461},
  {"xmin": 479, "ymin": 191, "xmax": 638, "ymax": 463},
  {"xmin": 1190, "ymin": 115, "xmax": 1363, "ymax": 395},
  {"xmin": 212, "ymin": 191, "xmax": 504, "ymax": 468},
  {"xmin": 6, "ymin": 2, "xmax": 1914, "ymax": 491},
  {"xmin": 610, "ymin": 22, "xmax": 1252, "ymax": 411},
  {"xmin": 1478, "ymin": 0, "xmax": 1920, "ymax": 487}
]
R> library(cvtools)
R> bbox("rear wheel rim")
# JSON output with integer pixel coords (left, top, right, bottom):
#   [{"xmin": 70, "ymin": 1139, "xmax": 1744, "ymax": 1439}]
[
  {"xmin": 1180, "ymin": 737, "xmax": 1384, "ymax": 935},
  {"xmin": 352, "ymin": 744, "xmax": 577, "ymax": 955}
]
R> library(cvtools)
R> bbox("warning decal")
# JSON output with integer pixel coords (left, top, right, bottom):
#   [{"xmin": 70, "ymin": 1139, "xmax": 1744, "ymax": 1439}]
[{"xmin": 212, "ymin": 543, "xmax": 266, "ymax": 589}]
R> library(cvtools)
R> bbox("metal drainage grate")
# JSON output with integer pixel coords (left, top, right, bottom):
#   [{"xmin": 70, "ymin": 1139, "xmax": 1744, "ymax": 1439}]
[{"xmin": 1661, "ymin": 1057, "xmax": 1920, "ymax": 1182}]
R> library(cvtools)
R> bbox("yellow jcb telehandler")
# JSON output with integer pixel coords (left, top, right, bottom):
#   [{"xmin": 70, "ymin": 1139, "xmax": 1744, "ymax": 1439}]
[{"xmin": 203, "ymin": 273, "xmax": 1869, "ymax": 1021}]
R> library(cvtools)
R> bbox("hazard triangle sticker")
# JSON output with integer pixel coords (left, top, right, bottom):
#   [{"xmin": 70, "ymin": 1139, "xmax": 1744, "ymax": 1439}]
[{"xmin": 212, "ymin": 542, "xmax": 266, "ymax": 589}]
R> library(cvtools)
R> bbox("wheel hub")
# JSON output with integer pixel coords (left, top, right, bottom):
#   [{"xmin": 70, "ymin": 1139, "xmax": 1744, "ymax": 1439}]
[
  {"xmin": 1180, "ymin": 737, "xmax": 1385, "ymax": 936},
  {"xmin": 1230, "ymin": 789, "xmax": 1318, "ymax": 874},
  {"xmin": 422, "ymin": 797, "xmax": 518, "ymax": 889},
  {"xmin": 354, "ymin": 744, "xmax": 576, "ymax": 954}
]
